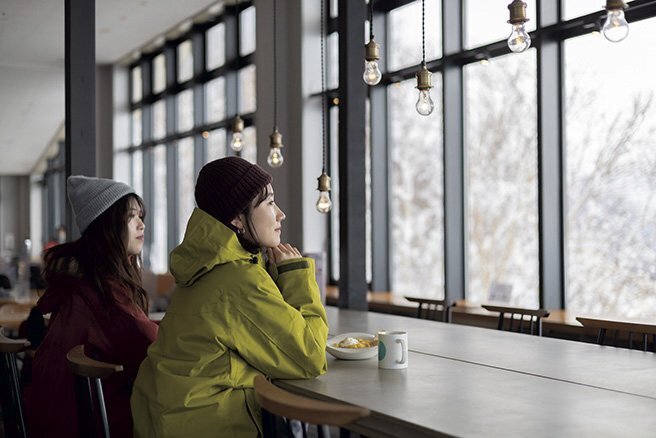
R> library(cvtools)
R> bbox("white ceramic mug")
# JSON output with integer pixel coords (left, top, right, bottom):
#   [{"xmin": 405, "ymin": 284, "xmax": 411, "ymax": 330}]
[{"xmin": 377, "ymin": 330, "xmax": 408, "ymax": 369}]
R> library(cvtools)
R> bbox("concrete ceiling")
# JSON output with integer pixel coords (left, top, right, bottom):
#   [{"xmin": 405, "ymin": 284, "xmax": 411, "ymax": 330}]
[{"xmin": 0, "ymin": 0, "xmax": 221, "ymax": 175}]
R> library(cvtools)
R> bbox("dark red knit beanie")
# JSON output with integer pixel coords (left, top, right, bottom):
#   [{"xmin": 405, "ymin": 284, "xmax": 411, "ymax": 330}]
[{"xmin": 195, "ymin": 157, "xmax": 272, "ymax": 225}]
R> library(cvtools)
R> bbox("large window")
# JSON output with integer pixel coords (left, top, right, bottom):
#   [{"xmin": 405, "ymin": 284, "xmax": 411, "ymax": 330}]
[
  {"xmin": 565, "ymin": 19, "xmax": 656, "ymax": 318},
  {"xmin": 120, "ymin": 3, "xmax": 256, "ymax": 273},
  {"xmin": 464, "ymin": 52, "xmax": 539, "ymax": 307},
  {"xmin": 388, "ymin": 78, "xmax": 444, "ymax": 298}
]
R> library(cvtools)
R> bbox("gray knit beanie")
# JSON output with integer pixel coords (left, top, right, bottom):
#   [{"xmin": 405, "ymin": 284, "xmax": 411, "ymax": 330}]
[{"xmin": 67, "ymin": 175, "xmax": 136, "ymax": 233}]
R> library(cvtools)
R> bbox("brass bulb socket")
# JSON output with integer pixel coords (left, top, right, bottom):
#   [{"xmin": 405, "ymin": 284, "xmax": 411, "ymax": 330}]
[
  {"xmin": 269, "ymin": 128, "xmax": 284, "ymax": 149},
  {"xmin": 605, "ymin": 0, "xmax": 627, "ymax": 10},
  {"xmin": 415, "ymin": 65, "xmax": 433, "ymax": 91},
  {"xmin": 231, "ymin": 115, "xmax": 244, "ymax": 134},
  {"xmin": 364, "ymin": 39, "xmax": 380, "ymax": 62},
  {"xmin": 507, "ymin": 0, "xmax": 529, "ymax": 25},
  {"xmin": 317, "ymin": 173, "xmax": 331, "ymax": 192}
]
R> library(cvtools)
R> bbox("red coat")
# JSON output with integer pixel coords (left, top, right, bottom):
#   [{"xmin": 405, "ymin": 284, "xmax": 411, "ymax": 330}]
[{"xmin": 23, "ymin": 275, "xmax": 158, "ymax": 437}]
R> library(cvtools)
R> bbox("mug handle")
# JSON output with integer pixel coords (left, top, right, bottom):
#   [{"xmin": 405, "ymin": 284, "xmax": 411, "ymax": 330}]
[{"xmin": 395, "ymin": 338, "xmax": 406, "ymax": 364}]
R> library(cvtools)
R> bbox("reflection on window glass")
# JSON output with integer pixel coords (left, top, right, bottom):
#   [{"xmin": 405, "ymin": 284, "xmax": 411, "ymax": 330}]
[
  {"xmin": 153, "ymin": 54, "xmax": 166, "ymax": 94},
  {"xmin": 464, "ymin": 0, "xmax": 536, "ymax": 49},
  {"xmin": 205, "ymin": 77, "xmax": 226, "ymax": 123},
  {"xmin": 132, "ymin": 150, "xmax": 143, "ymax": 197},
  {"xmin": 327, "ymin": 33, "xmax": 339, "ymax": 90},
  {"xmin": 464, "ymin": 51, "xmax": 539, "ymax": 307},
  {"xmin": 114, "ymin": 153, "xmax": 130, "ymax": 190},
  {"xmin": 131, "ymin": 109, "xmax": 142, "ymax": 146},
  {"xmin": 240, "ymin": 126, "xmax": 257, "ymax": 164},
  {"xmin": 330, "ymin": 0, "xmax": 338, "ymax": 18},
  {"xmin": 329, "ymin": 105, "xmax": 339, "ymax": 280},
  {"xmin": 239, "ymin": 65, "xmax": 257, "ymax": 114},
  {"xmin": 388, "ymin": 77, "xmax": 444, "ymax": 298},
  {"xmin": 207, "ymin": 22, "xmax": 226, "ymax": 70},
  {"xmin": 151, "ymin": 145, "xmax": 168, "ymax": 273},
  {"xmin": 131, "ymin": 66, "xmax": 142, "ymax": 103},
  {"xmin": 152, "ymin": 100, "xmax": 166, "ymax": 140},
  {"xmin": 565, "ymin": 20, "xmax": 656, "ymax": 318},
  {"xmin": 177, "ymin": 89, "xmax": 194, "ymax": 133},
  {"xmin": 240, "ymin": 6, "xmax": 256, "ymax": 56},
  {"xmin": 178, "ymin": 40, "xmax": 194, "ymax": 83},
  {"xmin": 365, "ymin": 100, "xmax": 372, "ymax": 284},
  {"xmin": 388, "ymin": 0, "xmax": 441, "ymax": 72},
  {"xmin": 177, "ymin": 138, "xmax": 196, "ymax": 243},
  {"xmin": 206, "ymin": 129, "xmax": 226, "ymax": 162}
]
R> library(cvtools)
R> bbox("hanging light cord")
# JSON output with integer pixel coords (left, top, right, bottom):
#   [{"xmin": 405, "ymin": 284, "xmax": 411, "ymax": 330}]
[
  {"xmin": 421, "ymin": 0, "xmax": 426, "ymax": 66},
  {"xmin": 321, "ymin": 0, "xmax": 326, "ymax": 173},
  {"xmin": 273, "ymin": 0, "xmax": 278, "ymax": 129},
  {"xmin": 235, "ymin": 0, "xmax": 240, "ymax": 117},
  {"xmin": 368, "ymin": 0, "xmax": 374, "ymax": 40}
]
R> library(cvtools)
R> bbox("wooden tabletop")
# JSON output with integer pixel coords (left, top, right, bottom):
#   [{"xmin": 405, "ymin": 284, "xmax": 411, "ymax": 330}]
[{"xmin": 276, "ymin": 307, "xmax": 656, "ymax": 437}]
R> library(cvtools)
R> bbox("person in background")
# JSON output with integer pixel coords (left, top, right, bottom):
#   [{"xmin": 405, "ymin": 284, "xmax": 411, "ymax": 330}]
[
  {"xmin": 44, "ymin": 225, "xmax": 67, "ymax": 251},
  {"xmin": 24, "ymin": 176, "xmax": 158, "ymax": 438},
  {"xmin": 131, "ymin": 157, "xmax": 328, "ymax": 437}
]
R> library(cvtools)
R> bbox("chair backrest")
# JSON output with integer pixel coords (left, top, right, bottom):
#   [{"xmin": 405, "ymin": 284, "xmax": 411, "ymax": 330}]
[
  {"xmin": 0, "ymin": 327, "xmax": 30, "ymax": 438},
  {"xmin": 576, "ymin": 317, "xmax": 656, "ymax": 352},
  {"xmin": 66, "ymin": 345, "xmax": 123, "ymax": 438},
  {"xmin": 253, "ymin": 375, "xmax": 370, "ymax": 438},
  {"xmin": 404, "ymin": 296, "xmax": 452, "ymax": 322},
  {"xmin": 482, "ymin": 304, "xmax": 550, "ymax": 336}
]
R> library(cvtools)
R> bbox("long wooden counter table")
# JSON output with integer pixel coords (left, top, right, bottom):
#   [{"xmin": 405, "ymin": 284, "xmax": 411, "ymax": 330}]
[{"xmin": 277, "ymin": 307, "xmax": 656, "ymax": 437}]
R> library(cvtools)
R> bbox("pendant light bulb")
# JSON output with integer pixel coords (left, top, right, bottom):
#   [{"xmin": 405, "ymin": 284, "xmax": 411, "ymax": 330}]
[
  {"xmin": 507, "ymin": 23, "xmax": 531, "ymax": 53},
  {"xmin": 268, "ymin": 128, "xmax": 284, "ymax": 168},
  {"xmin": 506, "ymin": 0, "xmax": 531, "ymax": 53},
  {"xmin": 415, "ymin": 64, "xmax": 434, "ymax": 116},
  {"xmin": 416, "ymin": 90, "xmax": 434, "ymax": 116},
  {"xmin": 602, "ymin": 1, "xmax": 629, "ymax": 43},
  {"xmin": 267, "ymin": 148, "xmax": 283, "ymax": 168},
  {"xmin": 316, "ymin": 173, "xmax": 332, "ymax": 213},
  {"xmin": 231, "ymin": 132, "xmax": 243, "ymax": 152},
  {"xmin": 363, "ymin": 40, "xmax": 382, "ymax": 86},
  {"xmin": 230, "ymin": 115, "xmax": 244, "ymax": 152}
]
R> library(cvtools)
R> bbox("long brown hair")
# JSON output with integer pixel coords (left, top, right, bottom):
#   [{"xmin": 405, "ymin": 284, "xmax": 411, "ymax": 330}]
[{"xmin": 43, "ymin": 194, "xmax": 149, "ymax": 313}]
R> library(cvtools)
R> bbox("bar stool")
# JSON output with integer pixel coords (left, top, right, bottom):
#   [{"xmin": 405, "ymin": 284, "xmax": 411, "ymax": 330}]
[
  {"xmin": 66, "ymin": 345, "xmax": 123, "ymax": 438},
  {"xmin": 0, "ymin": 327, "xmax": 30, "ymax": 438},
  {"xmin": 576, "ymin": 316, "xmax": 656, "ymax": 352},
  {"xmin": 404, "ymin": 296, "xmax": 453, "ymax": 322},
  {"xmin": 253, "ymin": 375, "xmax": 369, "ymax": 438},
  {"xmin": 482, "ymin": 304, "xmax": 550, "ymax": 336}
]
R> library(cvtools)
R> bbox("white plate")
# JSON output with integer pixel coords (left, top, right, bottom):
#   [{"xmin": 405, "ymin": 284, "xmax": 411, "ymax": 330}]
[{"xmin": 326, "ymin": 332, "xmax": 378, "ymax": 360}]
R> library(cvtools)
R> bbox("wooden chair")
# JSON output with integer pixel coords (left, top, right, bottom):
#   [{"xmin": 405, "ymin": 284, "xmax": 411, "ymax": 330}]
[
  {"xmin": 482, "ymin": 304, "xmax": 550, "ymax": 336},
  {"xmin": 253, "ymin": 375, "xmax": 370, "ymax": 438},
  {"xmin": 404, "ymin": 296, "xmax": 452, "ymax": 322},
  {"xmin": 66, "ymin": 345, "xmax": 123, "ymax": 438},
  {"xmin": 0, "ymin": 327, "xmax": 30, "ymax": 438},
  {"xmin": 576, "ymin": 316, "xmax": 656, "ymax": 352}
]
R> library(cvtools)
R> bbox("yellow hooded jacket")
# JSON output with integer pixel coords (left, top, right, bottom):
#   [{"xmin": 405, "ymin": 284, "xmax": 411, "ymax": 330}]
[{"xmin": 131, "ymin": 208, "xmax": 328, "ymax": 437}]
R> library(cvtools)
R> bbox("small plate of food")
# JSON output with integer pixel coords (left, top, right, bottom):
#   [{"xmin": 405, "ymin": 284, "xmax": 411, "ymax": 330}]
[{"xmin": 326, "ymin": 332, "xmax": 378, "ymax": 360}]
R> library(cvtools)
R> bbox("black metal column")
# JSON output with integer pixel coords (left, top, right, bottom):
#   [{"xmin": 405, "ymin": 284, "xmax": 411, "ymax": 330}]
[
  {"xmin": 337, "ymin": 0, "xmax": 367, "ymax": 310},
  {"xmin": 65, "ymin": 0, "xmax": 96, "ymax": 239},
  {"xmin": 537, "ymin": 1, "xmax": 565, "ymax": 309},
  {"xmin": 370, "ymin": 9, "xmax": 389, "ymax": 293},
  {"xmin": 442, "ymin": 0, "xmax": 465, "ymax": 302}
]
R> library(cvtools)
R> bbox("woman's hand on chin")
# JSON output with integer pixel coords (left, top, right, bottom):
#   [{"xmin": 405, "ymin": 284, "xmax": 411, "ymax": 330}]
[{"xmin": 267, "ymin": 243, "xmax": 302, "ymax": 264}]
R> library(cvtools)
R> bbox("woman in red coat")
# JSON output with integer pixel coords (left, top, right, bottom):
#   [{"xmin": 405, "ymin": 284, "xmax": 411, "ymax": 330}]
[{"xmin": 23, "ymin": 176, "xmax": 158, "ymax": 437}]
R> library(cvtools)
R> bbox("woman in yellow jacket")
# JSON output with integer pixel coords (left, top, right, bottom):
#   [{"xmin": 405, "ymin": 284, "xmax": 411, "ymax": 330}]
[{"xmin": 131, "ymin": 157, "xmax": 328, "ymax": 437}]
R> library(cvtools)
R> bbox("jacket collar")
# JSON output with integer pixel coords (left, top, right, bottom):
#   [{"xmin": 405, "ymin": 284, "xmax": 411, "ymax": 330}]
[{"xmin": 170, "ymin": 208, "xmax": 257, "ymax": 287}]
